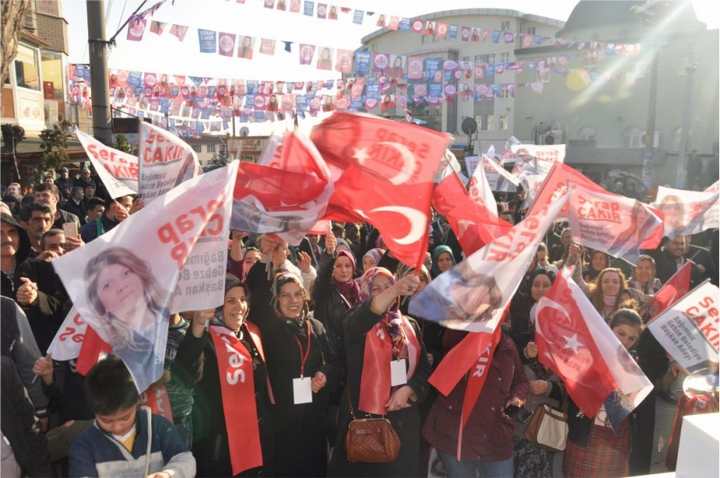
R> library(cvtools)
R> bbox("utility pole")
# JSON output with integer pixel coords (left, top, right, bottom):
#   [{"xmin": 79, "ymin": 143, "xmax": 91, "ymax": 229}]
[
  {"xmin": 641, "ymin": 48, "xmax": 659, "ymax": 188},
  {"xmin": 86, "ymin": 0, "xmax": 113, "ymax": 145},
  {"xmin": 677, "ymin": 40, "xmax": 695, "ymax": 188}
]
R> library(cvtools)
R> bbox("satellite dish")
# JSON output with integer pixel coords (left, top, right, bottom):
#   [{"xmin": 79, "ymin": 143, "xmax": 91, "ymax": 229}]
[
  {"xmin": 239, "ymin": 127, "xmax": 250, "ymax": 137},
  {"xmin": 461, "ymin": 117, "xmax": 477, "ymax": 136}
]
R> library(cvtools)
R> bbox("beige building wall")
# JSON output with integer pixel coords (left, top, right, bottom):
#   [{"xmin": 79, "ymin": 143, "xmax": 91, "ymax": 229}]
[{"xmin": 357, "ymin": 9, "xmax": 563, "ymax": 151}]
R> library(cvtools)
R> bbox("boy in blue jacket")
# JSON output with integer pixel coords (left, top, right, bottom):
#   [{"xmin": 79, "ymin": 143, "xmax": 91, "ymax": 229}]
[{"xmin": 69, "ymin": 357, "xmax": 195, "ymax": 478}]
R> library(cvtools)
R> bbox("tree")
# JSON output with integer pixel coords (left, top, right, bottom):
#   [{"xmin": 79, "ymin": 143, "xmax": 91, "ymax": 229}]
[
  {"xmin": 39, "ymin": 121, "xmax": 73, "ymax": 174},
  {"xmin": 114, "ymin": 134, "xmax": 135, "ymax": 155},
  {"xmin": 2, "ymin": 123, "xmax": 25, "ymax": 181},
  {"xmin": 1, "ymin": 0, "xmax": 31, "ymax": 85}
]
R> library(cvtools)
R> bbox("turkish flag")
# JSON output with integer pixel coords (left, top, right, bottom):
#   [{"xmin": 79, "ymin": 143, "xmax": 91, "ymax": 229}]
[
  {"xmin": 311, "ymin": 112, "xmax": 450, "ymax": 268},
  {"xmin": 651, "ymin": 261, "xmax": 693, "ymax": 318},
  {"xmin": 232, "ymin": 131, "xmax": 333, "ymax": 234},
  {"xmin": 535, "ymin": 269, "xmax": 652, "ymax": 426},
  {"xmin": 432, "ymin": 171, "xmax": 511, "ymax": 256}
]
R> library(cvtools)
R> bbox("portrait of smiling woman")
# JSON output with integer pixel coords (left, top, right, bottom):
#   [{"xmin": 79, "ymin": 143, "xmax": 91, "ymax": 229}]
[{"xmin": 85, "ymin": 247, "xmax": 168, "ymax": 355}]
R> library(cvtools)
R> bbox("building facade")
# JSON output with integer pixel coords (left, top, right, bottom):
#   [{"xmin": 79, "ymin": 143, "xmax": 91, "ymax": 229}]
[
  {"xmin": 513, "ymin": 3, "xmax": 718, "ymax": 189},
  {"xmin": 355, "ymin": 9, "xmax": 564, "ymax": 151}
]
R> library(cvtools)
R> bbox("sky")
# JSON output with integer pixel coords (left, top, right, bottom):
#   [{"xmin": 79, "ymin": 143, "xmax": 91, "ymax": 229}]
[{"xmin": 65, "ymin": 0, "xmax": 720, "ymax": 81}]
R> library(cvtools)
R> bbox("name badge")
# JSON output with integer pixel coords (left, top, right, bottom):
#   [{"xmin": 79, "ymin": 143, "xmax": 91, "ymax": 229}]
[
  {"xmin": 391, "ymin": 359, "xmax": 407, "ymax": 386},
  {"xmin": 293, "ymin": 377, "xmax": 313, "ymax": 404}
]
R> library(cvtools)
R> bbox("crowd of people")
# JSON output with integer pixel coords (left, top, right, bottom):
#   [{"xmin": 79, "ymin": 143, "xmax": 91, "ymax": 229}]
[{"xmin": 1, "ymin": 164, "xmax": 718, "ymax": 478}]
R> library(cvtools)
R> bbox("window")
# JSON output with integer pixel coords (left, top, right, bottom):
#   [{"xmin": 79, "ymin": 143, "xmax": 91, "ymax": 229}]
[
  {"xmin": 191, "ymin": 143, "xmax": 202, "ymax": 152},
  {"xmin": 500, "ymin": 21, "xmax": 511, "ymax": 31},
  {"xmin": 14, "ymin": 44, "xmax": 40, "ymax": 90},
  {"xmin": 207, "ymin": 143, "xmax": 216, "ymax": 153},
  {"xmin": 500, "ymin": 52, "xmax": 510, "ymax": 64},
  {"xmin": 527, "ymin": 26, "xmax": 536, "ymax": 35},
  {"xmin": 41, "ymin": 50, "xmax": 64, "ymax": 99},
  {"xmin": 499, "ymin": 114, "xmax": 509, "ymax": 130}
]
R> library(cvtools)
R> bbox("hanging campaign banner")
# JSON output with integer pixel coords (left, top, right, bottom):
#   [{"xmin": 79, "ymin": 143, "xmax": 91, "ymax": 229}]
[
  {"xmin": 53, "ymin": 164, "xmax": 237, "ymax": 392},
  {"xmin": 47, "ymin": 307, "xmax": 87, "ymax": 361},
  {"xmin": 138, "ymin": 122, "xmax": 200, "ymax": 202},
  {"xmin": 654, "ymin": 185, "xmax": 719, "ymax": 239},
  {"xmin": 511, "ymin": 143, "xmax": 566, "ymax": 164},
  {"xmin": 568, "ymin": 184, "xmax": 662, "ymax": 263},
  {"xmin": 648, "ymin": 280, "xmax": 720, "ymax": 373},
  {"xmin": 75, "ymin": 130, "xmax": 138, "ymax": 197},
  {"xmin": 410, "ymin": 194, "xmax": 567, "ymax": 332}
]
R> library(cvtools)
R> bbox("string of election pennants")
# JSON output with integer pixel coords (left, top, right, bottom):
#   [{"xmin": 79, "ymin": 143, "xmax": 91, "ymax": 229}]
[{"xmin": 127, "ymin": 0, "xmax": 639, "ymax": 59}]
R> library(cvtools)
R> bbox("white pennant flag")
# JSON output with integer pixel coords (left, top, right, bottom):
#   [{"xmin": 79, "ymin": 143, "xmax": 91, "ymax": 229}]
[
  {"xmin": 53, "ymin": 163, "xmax": 237, "ymax": 392},
  {"xmin": 653, "ymin": 185, "xmax": 719, "ymax": 239},
  {"xmin": 47, "ymin": 307, "xmax": 87, "ymax": 361},
  {"xmin": 568, "ymin": 184, "xmax": 662, "ymax": 263},
  {"xmin": 648, "ymin": 280, "xmax": 720, "ymax": 373},
  {"xmin": 138, "ymin": 122, "xmax": 201, "ymax": 202},
  {"xmin": 75, "ymin": 130, "xmax": 138, "ymax": 198},
  {"xmin": 468, "ymin": 156, "xmax": 499, "ymax": 218}
]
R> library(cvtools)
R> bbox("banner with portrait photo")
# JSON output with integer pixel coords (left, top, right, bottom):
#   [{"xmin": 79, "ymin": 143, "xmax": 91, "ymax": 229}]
[
  {"xmin": 654, "ymin": 185, "xmax": 719, "ymax": 239},
  {"xmin": 410, "ymin": 194, "xmax": 567, "ymax": 332},
  {"xmin": 648, "ymin": 281, "xmax": 720, "ymax": 373},
  {"xmin": 75, "ymin": 130, "xmax": 139, "ymax": 198},
  {"xmin": 569, "ymin": 184, "xmax": 663, "ymax": 263},
  {"xmin": 138, "ymin": 122, "xmax": 200, "ymax": 202},
  {"xmin": 53, "ymin": 164, "xmax": 238, "ymax": 392}
]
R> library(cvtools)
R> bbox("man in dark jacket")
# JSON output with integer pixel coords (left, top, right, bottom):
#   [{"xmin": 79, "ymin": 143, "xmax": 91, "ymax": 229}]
[
  {"xmin": 32, "ymin": 183, "xmax": 80, "ymax": 231},
  {"xmin": 654, "ymin": 235, "xmax": 708, "ymax": 287},
  {"xmin": 1, "ymin": 357, "xmax": 52, "ymax": 477},
  {"xmin": 15, "ymin": 229, "xmax": 71, "ymax": 354},
  {"xmin": 60, "ymin": 185, "xmax": 86, "ymax": 225},
  {"xmin": 1, "ymin": 213, "xmax": 32, "ymax": 298}
]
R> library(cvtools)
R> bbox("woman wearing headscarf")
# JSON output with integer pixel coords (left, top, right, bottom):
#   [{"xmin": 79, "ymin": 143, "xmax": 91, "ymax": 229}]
[
  {"xmin": 256, "ymin": 272, "xmax": 341, "ymax": 478},
  {"xmin": 173, "ymin": 275, "xmax": 275, "ymax": 477},
  {"xmin": 430, "ymin": 244, "xmax": 456, "ymax": 278},
  {"xmin": 329, "ymin": 268, "xmax": 432, "ymax": 477},
  {"xmin": 361, "ymin": 248, "xmax": 385, "ymax": 275}
]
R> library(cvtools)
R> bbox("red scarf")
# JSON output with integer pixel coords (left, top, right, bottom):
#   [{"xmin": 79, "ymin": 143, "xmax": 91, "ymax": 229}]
[
  {"xmin": 358, "ymin": 313, "xmax": 421, "ymax": 415},
  {"xmin": 145, "ymin": 382, "xmax": 173, "ymax": 423},
  {"xmin": 209, "ymin": 325, "xmax": 263, "ymax": 475}
]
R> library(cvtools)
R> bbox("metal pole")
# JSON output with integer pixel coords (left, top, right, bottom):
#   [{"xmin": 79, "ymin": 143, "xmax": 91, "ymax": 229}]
[
  {"xmin": 641, "ymin": 49, "xmax": 659, "ymax": 187},
  {"xmin": 677, "ymin": 41, "xmax": 695, "ymax": 188},
  {"xmin": 86, "ymin": 0, "xmax": 113, "ymax": 145}
]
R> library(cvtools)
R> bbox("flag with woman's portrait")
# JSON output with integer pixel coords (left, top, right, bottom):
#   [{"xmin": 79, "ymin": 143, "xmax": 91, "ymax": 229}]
[
  {"xmin": 53, "ymin": 163, "xmax": 238, "ymax": 392},
  {"xmin": 409, "ymin": 193, "xmax": 567, "ymax": 333}
]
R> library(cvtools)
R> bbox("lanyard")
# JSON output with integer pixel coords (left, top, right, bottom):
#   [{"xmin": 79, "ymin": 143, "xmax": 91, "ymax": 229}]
[{"xmin": 293, "ymin": 320, "xmax": 312, "ymax": 377}]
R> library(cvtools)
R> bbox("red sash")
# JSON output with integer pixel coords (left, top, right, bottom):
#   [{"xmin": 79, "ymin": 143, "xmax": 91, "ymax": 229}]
[
  {"xmin": 209, "ymin": 325, "xmax": 263, "ymax": 475},
  {"xmin": 358, "ymin": 316, "xmax": 421, "ymax": 415}
]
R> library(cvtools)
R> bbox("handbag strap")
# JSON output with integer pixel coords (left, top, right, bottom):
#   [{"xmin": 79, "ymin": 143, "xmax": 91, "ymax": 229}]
[{"xmin": 346, "ymin": 387, "xmax": 385, "ymax": 420}]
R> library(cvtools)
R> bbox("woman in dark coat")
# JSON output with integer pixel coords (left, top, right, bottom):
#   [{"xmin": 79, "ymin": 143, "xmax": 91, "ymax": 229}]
[
  {"xmin": 329, "ymin": 268, "xmax": 432, "ymax": 478},
  {"xmin": 255, "ymin": 272, "xmax": 342, "ymax": 478},
  {"xmin": 173, "ymin": 277, "xmax": 274, "ymax": 477}
]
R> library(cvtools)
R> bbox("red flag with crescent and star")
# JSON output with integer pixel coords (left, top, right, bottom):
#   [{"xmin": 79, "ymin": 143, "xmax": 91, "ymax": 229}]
[
  {"xmin": 650, "ymin": 261, "xmax": 693, "ymax": 318},
  {"xmin": 311, "ymin": 112, "xmax": 451, "ymax": 268},
  {"xmin": 535, "ymin": 268, "xmax": 652, "ymax": 427}
]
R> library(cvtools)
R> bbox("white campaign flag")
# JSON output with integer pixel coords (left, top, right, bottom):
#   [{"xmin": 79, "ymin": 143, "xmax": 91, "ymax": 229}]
[
  {"xmin": 53, "ymin": 164, "xmax": 237, "ymax": 392},
  {"xmin": 47, "ymin": 307, "xmax": 87, "ymax": 361},
  {"xmin": 75, "ymin": 130, "xmax": 138, "ymax": 198},
  {"xmin": 511, "ymin": 143, "xmax": 566, "ymax": 164},
  {"xmin": 654, "ymin": 185, "xmax": 719, "ymax": 238},
  {"xmin": 409, "ymin": 194, "xmax": 567, "ymax": 332},
  {"xmin": 568, "ymin": 184, "xmax": 662, "ymax": 263},
  {"xmin": 169, "ymin": 163, "xmax": 238, "ymax": 312},
  {"xmin": 648, "ymin": 280, "xmax": 720, "ymax": 373},
  {"xmin": 483, "ymin": 155, "xmax": 520, "ymax": 191},
  {"xmin": 468, "ymin": 156, "xmax": 499, "ymax": 218},
  {"xmin": 138, "ymin": 122, "xmax": 201, "ymax": 202}
]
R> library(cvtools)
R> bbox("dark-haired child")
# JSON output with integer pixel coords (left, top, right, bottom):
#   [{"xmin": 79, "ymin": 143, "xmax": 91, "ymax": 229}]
[{"xmin": 68, "ymin": 357, "xmax": 195, "ymax": 478}]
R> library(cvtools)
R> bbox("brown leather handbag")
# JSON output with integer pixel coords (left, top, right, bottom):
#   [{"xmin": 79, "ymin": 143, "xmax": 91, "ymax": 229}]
[{"xmin": 345, "ymin": 391, "xmax": 401, "ymax": 463}]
